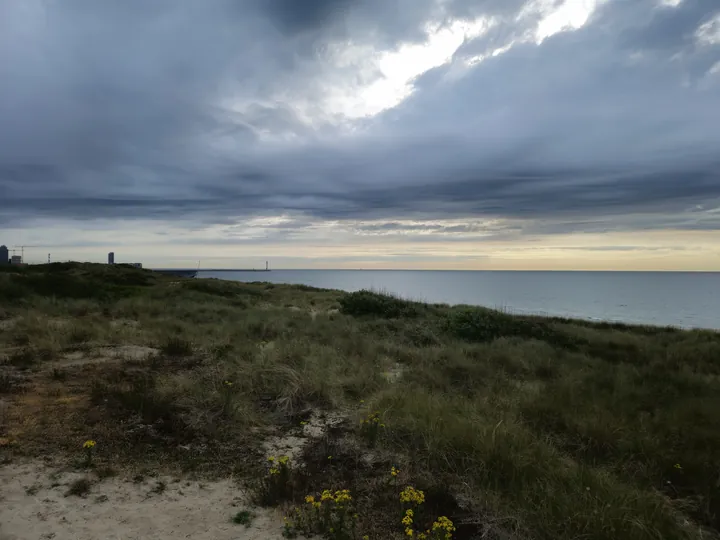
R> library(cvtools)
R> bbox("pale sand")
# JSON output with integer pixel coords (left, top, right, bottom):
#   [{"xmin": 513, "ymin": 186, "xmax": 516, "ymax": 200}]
[{"xmin": 0, "ymin": 461, "xmax": 286, "ymax": 540}]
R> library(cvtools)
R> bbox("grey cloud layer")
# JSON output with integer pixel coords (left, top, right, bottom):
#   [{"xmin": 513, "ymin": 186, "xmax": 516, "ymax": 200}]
[{"xmin": 1, "ymin": 0, "xmax": 719, "ymax": 234}]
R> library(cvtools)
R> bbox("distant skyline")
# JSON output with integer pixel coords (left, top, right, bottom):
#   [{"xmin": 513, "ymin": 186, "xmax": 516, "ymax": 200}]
[{"xmin": 1, "ymin": 0, "xmax": 719, "ymax": 270}]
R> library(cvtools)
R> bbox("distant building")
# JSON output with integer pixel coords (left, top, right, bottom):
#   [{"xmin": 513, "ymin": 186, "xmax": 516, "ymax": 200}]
[
  {"xmin": 10, "ymin": 255, "xmax": 22, "ymax": 265},
  {"xmin": 0, "ymin": 245, "xmax": 8, "ymax": 264},
  {"xmin": 129, "ymin": 262, "xmax": 142, "ymax": 269},
  {"xmin": 108, "ymin": 252, "xmax": 115, "ymax": 264}
]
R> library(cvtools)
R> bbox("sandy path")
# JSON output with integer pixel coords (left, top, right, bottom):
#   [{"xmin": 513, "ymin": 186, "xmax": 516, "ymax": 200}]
[{"xmin": 0, "ymin": 461, "xmax": 285, "ymax": 540}]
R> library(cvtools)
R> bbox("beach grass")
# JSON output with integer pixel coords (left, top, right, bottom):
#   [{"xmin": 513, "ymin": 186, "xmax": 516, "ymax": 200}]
[{"xmin": 1, "ymin": 262, "xmax": 719, "ymax": 539}]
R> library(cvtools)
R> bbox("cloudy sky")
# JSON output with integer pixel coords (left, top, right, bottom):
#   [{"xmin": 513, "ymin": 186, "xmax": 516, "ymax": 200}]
[{"xmin": 1, "ymin": 0, "xmax": 719, "ymax": 270}]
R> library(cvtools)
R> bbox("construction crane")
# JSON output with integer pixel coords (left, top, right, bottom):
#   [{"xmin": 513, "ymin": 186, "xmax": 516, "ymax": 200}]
[{"xmin": 13, "ymin": 245, "xmax": 40, "ymax": 262}]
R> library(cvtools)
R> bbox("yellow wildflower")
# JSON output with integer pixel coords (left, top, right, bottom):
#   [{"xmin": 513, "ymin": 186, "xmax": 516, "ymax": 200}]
[
  {"xmin": 334, "ymin": 489, "xmax": 352, "ymax": 504},
  {"xmin": 305, "ymin": 495, "xmax": 315, "ymax": 504},
  {"xmin": 278, "ymin": 455, "xmax": 290, "ymax": 465},
  {"xmin": 431, "ymin": 516, "xmax": 456, "ymax": 539},
  {"xmin": 391, "ymin": 466, "xmax": 399, "ymax": 477},
  {"xmin": 83, "ymin": 440, "xmax": 96, "ymax": 449},
  {"xmin": 400, "ymin": 486, "xmax": 425, "ymax": 505},
  {"xmin": 674, "ymin": 463, "xmax": 682, "ymax": 470}
]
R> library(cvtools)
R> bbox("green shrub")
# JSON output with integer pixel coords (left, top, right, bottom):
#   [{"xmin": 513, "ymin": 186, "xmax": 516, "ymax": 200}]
[
  {"xmin": 339, "ymin": 290, "xmax": 418, "ymax": 318},
  {"xmin": 445, "ymin": 307, "xmax": 575, "ymax": 346}
]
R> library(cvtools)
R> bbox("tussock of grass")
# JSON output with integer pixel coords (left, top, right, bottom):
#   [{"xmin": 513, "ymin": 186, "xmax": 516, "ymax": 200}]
[
  {"xmin": 159, "ymin": 336, "xmax": 194, "ymax": 357},
  {"xmin": 7, "ymin": 348, "xmax": 38, "ymax": 368},
  {"xmin": 0, "ymin": 371, "xmax": 23, "ymax": 393},
  {"xmin": 232, "ymin": 509, "xmax": 255, "ymax": 526},
  {"xmin": 2, "ymin": 264, "xmax": 719, "ymax": 540},
  {"xmin": 65, "ymin": 477, "xmax": 92, "ymax": 497},
  {"xmin": 67, "ymin": 324, "xmax": 97, "ymax": 345}
]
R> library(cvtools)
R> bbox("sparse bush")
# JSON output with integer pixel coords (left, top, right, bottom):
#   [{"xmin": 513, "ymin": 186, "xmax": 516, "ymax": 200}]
[
  {"xmin": 358, "ymin": 410, "xmax": 385, "ymax": 446},
  {"xmin": 254, "ymin": 455, "xmax": 294, "ymax": 506}
]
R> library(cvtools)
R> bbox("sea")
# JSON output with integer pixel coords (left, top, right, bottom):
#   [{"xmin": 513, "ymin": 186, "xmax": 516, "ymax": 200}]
[{"xmin": 197, "ymin": 270, "xmax": 720, "ymax": 330}]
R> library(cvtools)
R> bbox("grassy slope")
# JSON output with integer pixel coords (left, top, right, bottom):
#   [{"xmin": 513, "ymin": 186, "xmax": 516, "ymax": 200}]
[{"xmin": 1, "ymin": 263, "xmax": 719, "ymax": 539}]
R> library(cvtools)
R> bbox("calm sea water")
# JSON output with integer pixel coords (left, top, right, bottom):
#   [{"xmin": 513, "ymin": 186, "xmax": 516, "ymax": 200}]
[{"xmin": 197, "ymin": 270, "xmax": 720, "ymax": 330}]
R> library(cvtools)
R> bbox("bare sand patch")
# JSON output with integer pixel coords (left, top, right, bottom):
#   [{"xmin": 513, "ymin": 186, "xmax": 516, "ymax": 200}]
[
  {"xmin": 109, "ymin": 319, "xmax": 140, "ymax": 330},
  {"xmin": 262, "ymin": 410, "xmax": 347, "ymax": 464},
  {"xmin": 0, "ymin": 460, "xmax": 286, "ymax": 540},
  {"xmin": 56, "ymin": 346, "xmax": 158, "ymax": 367},
  {"xmin": 0, "ymin": 318, "xmax": 17, "ymax": 331},
  {"xmin": 47, "ymin": 318, "xmax": 72, "ymax": 330},
  {"xmin": 381, "ymin": 363, "xmax": 405, "ymax": 383}
]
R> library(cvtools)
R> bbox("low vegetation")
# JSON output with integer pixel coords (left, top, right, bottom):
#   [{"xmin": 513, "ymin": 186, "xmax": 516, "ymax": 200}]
[
  {"xmin": 232, "ymin": 509, "xmax": 255, "ymax": 526},
  {"xmin": 1, "ymin": 263, "xmax": 719, "ymax": 539},
  {"xmin": 65, "ymin": 477, "xmax": 92, "ymax": 498}
]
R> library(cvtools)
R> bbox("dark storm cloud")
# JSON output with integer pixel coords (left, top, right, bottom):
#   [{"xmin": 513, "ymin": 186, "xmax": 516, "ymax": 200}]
[
  {"xmin": 0, "ymin": 0, "xmax": 719, "ymax": 235},
  {"xmin": 258, "ymin": 0, "xmax": 530, "ymax": 44},
  {"xmin": 261, "ymin": 0, "xmax": 356, "ymax": 33}
]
